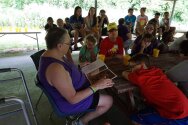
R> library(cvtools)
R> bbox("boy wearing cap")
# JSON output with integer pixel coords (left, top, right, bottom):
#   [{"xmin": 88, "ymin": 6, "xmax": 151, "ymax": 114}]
[
  {"xmin": 99, "ymin": 22, "xmax": 124, "ymax": 59},
  {"xmin": 122, "ymin": 54, "xmax": 188, "ymax": 125}
]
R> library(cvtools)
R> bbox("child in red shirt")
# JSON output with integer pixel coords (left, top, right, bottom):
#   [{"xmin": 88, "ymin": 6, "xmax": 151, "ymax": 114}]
[
  {"xmin": 122, "ymin": 54, "xmax": 188, "ymax": 125},
  {"xmin": 99, "ymin": 22, "xmax": 124, "ymax": 59}
]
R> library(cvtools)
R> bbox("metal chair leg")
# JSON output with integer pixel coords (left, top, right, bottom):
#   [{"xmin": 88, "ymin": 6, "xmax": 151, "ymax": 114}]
[
  {"xmin": 49, "ymin": 111, "xmax": 54, "ymax": 119},
  {"xmin": 0, "ymin": 68, "xmax": 39, "ymax": 125},
  {"xmin": 35, "ymin": 91, "xmax": 43, "ymax": 109},
  {"xmin": 0, "ymin": 97, "xmax": 32, "ymax": 125},
  {"xmin": 10, "ymin": 68, "xmax": 39, "ymax": 125}
]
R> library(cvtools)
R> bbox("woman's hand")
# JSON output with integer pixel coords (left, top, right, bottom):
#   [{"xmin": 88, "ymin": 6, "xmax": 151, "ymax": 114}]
[{"xmin": 91, "ymin": 78, "xmax": 114, "ymax": 91}]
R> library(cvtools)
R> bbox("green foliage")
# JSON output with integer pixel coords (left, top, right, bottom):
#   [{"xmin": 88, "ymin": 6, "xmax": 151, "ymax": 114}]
[
  {"xmin": 72, "ymin": 0, "xmax": 85, "ymax": 8},
  {"xmin": 14, "ymin": 0, "xmax": 25, "ymax": 9},
  {"xmin": 159, "ymin": 2, "xmax": 170, "ymax": 12},
  {"xmin": 0, "ymin": 0, "xmax": 14, "ymax": 8},
  {"xmin": 63, "ymin": 0, "xmax": 69, "ymax": 9},
  {"xmin": 108, "ymin": 0, "xmax": 117, "ymax": 7},
  {"xmin": 173, "ymin": 11, "xmax": 183, "ymax": 22},
  {"xmin": 128, "ymin": 0, "xmax": 141, "ymax": 10},
  {"xmin": 0, "ymin": 0, "xmax": 188, "ymax": 29}
]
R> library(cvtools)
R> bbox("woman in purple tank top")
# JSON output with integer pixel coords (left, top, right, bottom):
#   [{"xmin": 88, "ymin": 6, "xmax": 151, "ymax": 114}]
[{"xmin": 38, "ymin": 28, "xmax": 114, "ymax": 125}]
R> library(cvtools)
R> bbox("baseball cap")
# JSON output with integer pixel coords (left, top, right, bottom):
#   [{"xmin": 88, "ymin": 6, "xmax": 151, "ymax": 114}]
[{"xmin": 107, "ymin": 22, "xmax": 118, "ymax": 32}]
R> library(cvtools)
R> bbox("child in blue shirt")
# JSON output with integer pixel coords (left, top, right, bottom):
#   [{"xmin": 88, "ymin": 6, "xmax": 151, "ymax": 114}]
[{"xmin": 124, "ymin": 8, "xmax": 136, "ymax": 33}]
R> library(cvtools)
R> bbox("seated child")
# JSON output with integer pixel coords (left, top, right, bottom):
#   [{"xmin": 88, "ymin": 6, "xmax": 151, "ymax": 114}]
[
  {"xmin": 44, "ymin": 17, "xmax": 57, "ymax": 32},
  {"xmin": 118, "ymin": 18, "xmax": 132, "ymax": 53},
  {"xmin": 99, "ymin": 22, "xmax": 124, "ymax": 59},
  {"xmin": 157, "ymin": 31, "xmax": 174, "ymax": 53},
  {"xmin": 79, "ymin": 34, "xmax": 98, "ymax": 67},
  {"xmin": 131, "ymin": 33, "xmax": 155, "ymax": 56},
  {"xmin": 122, "ymin": 54, "xmax": 188, "ymax": 125}
]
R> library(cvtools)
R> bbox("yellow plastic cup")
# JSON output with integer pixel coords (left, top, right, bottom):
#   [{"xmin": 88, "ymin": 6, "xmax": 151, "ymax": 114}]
[
  {"xmin": 18, "ymin": 27, "xmax": 21, "ymax": 32},
  {"xmin": 9, "ymin": 26, "xmax": 12, "ymax": 32},
  {"xmin": 123, "ymin": 55, "xmax": 131, "ymax": 65},
  {"xmin": 153, "ymin": 48, "xmax": 160, "ymax": 58},
  {"xmin": 24, "ymin": 27, "xmax": 28, "ymax": 32},
  {"xmin": 15, "ymin": 27, "xmax": 19, "ymax": 32},
  {"xmin": 98, "ymin": 54, "xmax": 105, "ymax": 62}
]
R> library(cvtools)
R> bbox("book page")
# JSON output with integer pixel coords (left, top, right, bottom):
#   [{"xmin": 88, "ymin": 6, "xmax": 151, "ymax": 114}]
[
  {"xmin": 81, "ymin": 59, "xmax": 117, "ymax": 84},
  {"xmin": 86, "ymin": 68, "xmax": 117, "ymax": 84},
  {"xmin": 81, "ymin": 59, "xmax": 107, "ymax": 74}
]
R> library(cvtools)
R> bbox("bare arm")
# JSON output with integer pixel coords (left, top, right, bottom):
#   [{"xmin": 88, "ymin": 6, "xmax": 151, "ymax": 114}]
[
  {"xmin": 99, "ymin": 15, "xmax": 109, "ymax": 28},
  {"xmin": 115, "ymin": 54, "xmax": 124, "ymax": 59},
  {"xmin": 70, "ymin": 23, "xmax": 76, "ymax": 30},
  {"xmin": 90, "ymin": 49, "xmax": 97, "ymax": 62},
  {"xmin": 131, "ymin": 43, "xmax": 136, "ymax": 51},
  {"xmin": 135, "ymin": 20, "xmax": 140, "ymax": 30},
  {"xmin": 78, "ymin": 53, "xmax": 90, "ymax": 68},
  {"xmin": 83, "ymin": 17, "xmax": 88, "ymax": 29},
  {"xmin": 78, "ymin": 50, "xmax": 83, "ymax": 63},
  {"xmin": 127, "ymin": 32, "xmax": 132, "ymax": 40},
  {"xmin": 122, "ymin": 71, "xmax": 130, "ymax": 80},
  {"xmin": 138, "ymin": 47, "xmax": 145, "ymax": 54},
  {"xmin": 138, "ymin": 41, "xmax": 146, "ymax": 54},
  {"xmin": 106, "ymin": 16, "xmax": 109, "ymax": 25},
  {"xmin": 46, "ymin": 63, "xmax": 114, "ymax": 104},
  {"xmin": 98, "ymin": 17, "xmax": 104, "ymax": 28}
]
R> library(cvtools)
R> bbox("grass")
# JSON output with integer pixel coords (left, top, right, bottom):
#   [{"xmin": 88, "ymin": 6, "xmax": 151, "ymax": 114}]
[{"xmin": 0, "ymin": 30, "xmax": 46, "ymax": 55}]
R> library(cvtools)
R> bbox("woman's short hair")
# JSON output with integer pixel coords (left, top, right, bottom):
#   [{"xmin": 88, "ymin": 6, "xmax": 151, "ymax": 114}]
[
  {"xmin": 84, "ymin": 34, "xmax": 97, "ymax": 45},
  {"xmin": 129, "ymin": 54, "xmax": 151, "ymax": 67},
  {"xmin": 45, "ymin": 28, "xmax": 68, "ymax": 50}
]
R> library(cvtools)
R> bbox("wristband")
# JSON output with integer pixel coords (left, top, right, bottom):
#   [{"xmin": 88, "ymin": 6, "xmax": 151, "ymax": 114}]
[{"xmin": 89, "ymin": 86, "xmax": 96, "ymax": 93}]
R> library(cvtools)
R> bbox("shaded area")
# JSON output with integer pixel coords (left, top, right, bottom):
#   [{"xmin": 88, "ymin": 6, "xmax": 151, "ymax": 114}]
[{"xmin": 0, "ymin": 51, "xmax": 133, "ymax": 125}]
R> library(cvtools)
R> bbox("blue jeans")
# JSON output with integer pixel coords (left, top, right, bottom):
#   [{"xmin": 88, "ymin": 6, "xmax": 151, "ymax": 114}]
[{"xmin": 131, "ymin": 107, "xmax": 188, "ymax": 125}]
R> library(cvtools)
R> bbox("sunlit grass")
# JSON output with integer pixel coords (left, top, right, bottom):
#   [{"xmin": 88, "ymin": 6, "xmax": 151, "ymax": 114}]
[{"xmin": 0, "ymin": 31, "xmax": 46, "ymax": 53}]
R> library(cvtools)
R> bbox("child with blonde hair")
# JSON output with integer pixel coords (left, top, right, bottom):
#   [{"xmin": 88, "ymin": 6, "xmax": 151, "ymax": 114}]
[{"xmin": 79, "ymin": 34, "xmax": 98, "ymax": 67}]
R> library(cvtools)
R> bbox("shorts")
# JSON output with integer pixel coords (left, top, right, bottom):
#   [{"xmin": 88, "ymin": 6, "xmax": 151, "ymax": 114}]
[
  {"xmin": 131, "ymin": 107, "xmax": 188, "ymax": 125},
  {"xmin": 88, "ymin": 92, "xmax": 99, "ymax": 110}
]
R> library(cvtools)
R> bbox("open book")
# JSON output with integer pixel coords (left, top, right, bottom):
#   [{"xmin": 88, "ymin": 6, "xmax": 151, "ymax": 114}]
[{"xmin": 81, "ymin": 59, "xmax": 117, "ymax": 84}]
